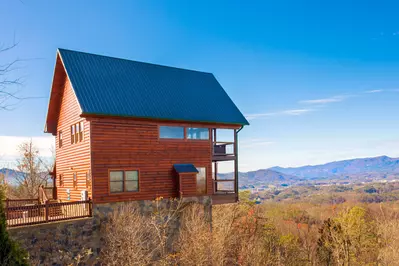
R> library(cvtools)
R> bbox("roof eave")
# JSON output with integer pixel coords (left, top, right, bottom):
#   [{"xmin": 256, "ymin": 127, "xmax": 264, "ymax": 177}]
[{"xmin": 81, "ymin": 112, "xmax": 248, "ymax": 127}]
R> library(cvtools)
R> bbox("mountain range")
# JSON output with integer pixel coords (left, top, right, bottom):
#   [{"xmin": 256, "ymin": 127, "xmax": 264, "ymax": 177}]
[{"xmin": 218, "ymin": 155, "xmax": 399, "ymax": 187}]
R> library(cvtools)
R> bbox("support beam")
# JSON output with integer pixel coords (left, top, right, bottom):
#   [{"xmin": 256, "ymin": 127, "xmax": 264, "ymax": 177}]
[{"xmin": 234, "ymin": 129, "xmax": 239, "ymax": 201}]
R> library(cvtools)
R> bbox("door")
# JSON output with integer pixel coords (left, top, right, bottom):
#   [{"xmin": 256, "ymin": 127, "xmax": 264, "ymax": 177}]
[{"xmin": 196, "ymin": 167, "xmax": 207, "ymax": 194}]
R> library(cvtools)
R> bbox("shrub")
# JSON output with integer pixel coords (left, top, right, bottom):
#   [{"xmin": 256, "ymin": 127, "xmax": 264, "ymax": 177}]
[{"xmin": 0, "ymin": 186, "xmax": 28, "ymax": 265}]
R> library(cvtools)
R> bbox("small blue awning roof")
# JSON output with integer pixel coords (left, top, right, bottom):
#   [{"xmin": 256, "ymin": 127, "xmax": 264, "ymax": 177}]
[{"xmin": 174, "ymin": 164, "xmax": 198, "ymax": 174}]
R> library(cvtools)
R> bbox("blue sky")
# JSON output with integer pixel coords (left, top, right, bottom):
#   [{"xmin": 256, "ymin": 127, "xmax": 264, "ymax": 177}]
[{"xmin": 1, "ymin": 0, "xmax": 399, "ymax": 172}]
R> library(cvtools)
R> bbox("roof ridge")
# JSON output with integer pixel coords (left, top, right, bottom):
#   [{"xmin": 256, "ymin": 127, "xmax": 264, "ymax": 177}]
[{"xmin": 57, "ymin": 48, "xmax": 213, "ymax": 75}]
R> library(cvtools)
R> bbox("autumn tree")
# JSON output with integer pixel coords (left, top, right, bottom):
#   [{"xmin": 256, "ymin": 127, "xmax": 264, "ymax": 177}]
[{"xmin": 317, "ymin": 206, "xmax": 378, "ymax": 265}]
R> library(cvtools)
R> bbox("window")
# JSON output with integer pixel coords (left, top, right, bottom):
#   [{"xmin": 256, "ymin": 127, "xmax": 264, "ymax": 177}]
[
  {"xmin": 71, "ymin": 122, "xmax": 84, "ymax": 144},
  {"xmin": 73, "ymin": 172, "xmax": 77, "ymax": 189},
  {"xmin": 59, "ymin": 131, "xmax": 63, "ymax": 148},
  {"xmin": 79, "ymin": 122, "xmax": 84, "ymax": 142},
  {"xmin": 196, "ymin": 167, "xmax": 206, "ymax": 194},
  {"xmin": 159, "ymin": 126, "xmax": 184, "ymax": 139},
  {"xmin": 59, "ymin": 174, "xmax": 63, "ymax": 187},
  {"xmin": 71, "ymin": 125, "xmax": 75, "ymax": 144},
  {"xmin": 187, "ymin": 128, "xmax": 209, "ymax": 140},
  {"xmin": 86, "ymin": 171, "xmax": 91, "ymax": 189},
  {"xmin": 75, "ymin": 123, "xmax": 79, "ymax": 143},
  {"xmin": 110, "ymin": 170, "xmax": 139, "ymax": 193}
]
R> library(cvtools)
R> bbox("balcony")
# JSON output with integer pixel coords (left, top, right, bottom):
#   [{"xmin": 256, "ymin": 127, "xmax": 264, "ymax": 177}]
[
  {"xmin": 211, "ymin": 128, "xmax": 239, "ymax": 204},
  {"xmin": 213, "ymin": 142, "xmax": 236, "ymax": 161}
]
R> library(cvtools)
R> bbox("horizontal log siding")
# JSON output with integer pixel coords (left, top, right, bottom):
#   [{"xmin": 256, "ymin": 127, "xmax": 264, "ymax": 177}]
[
  {"xmin": 179, "ymin": 174, "xmax": 198, "ymax": 197},
  {"xmin": 90, "ymin": 118, "xmax": 215, "ymax": 203},
  {"xmin": 55, "ymin": 75, "xmax": 92, "ymax": 201}
]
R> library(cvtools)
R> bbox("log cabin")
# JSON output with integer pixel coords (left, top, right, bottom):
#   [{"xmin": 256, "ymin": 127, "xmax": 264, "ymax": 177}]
[{"xmin": 44, "ymin": 49, "xmax": 249, "ymax": 205}]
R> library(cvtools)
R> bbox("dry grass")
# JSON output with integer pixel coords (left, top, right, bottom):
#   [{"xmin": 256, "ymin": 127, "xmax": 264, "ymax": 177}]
[{"xmin": 99, "ymin": 200, "xmax": 399, "ymax": 266}]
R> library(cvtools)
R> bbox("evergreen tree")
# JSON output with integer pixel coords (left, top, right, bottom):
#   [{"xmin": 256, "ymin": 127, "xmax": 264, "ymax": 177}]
[{"xmin": 0, "ymin": 186, "xmax": 29, "ymax": 265}]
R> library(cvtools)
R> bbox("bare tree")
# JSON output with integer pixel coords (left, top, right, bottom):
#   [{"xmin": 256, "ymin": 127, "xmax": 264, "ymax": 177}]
[
  {"xmin": 13, "ymin": 140, "xmax": 49, "ymax": 198},
  {"xmin": 0, "ymin": 41, "xmax": 24, "ymax": 110}
]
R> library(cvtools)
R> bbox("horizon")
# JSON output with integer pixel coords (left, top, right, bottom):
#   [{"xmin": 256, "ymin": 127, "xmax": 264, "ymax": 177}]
[
  {"xmin": 2, "ymin": 1, "xmax": 399, "ymax": 172},
  {"xmin": 1, "ymin": 153, "xmax": 396, "ymax": 174}
]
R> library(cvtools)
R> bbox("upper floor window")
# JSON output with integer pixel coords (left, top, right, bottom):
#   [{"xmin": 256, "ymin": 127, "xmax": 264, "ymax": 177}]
[
  {"xmin": 59, "ymin": 131, "xmax": 63, "ymax": 148},
  {"xmin": 110, "ymin": 170, "xmax": 139, "ymax": 193},
  {"xmin": 159, "ymin": 126, "xmax": 184, "ymax": 139},
  {"xmin": 71, "ymin": 122, "xmax": 84, "ymax": 144},
  {"xmin": 187, "ymin": 128, "xmax": 209, "ymax": 140},
  {"xmin": 71, "ymin": 125, "xmax": 75, "ymax": 144},
  {"xmin": 79, "ymin": 122, "xmax": 84, "ymax": 142}
]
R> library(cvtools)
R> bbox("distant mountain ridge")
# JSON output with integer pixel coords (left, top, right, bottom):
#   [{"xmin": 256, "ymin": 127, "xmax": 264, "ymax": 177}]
[
  {"xmin": 270, "ymin": 155, "xmax": 399, "ymax": 179},
  {"xmin": 218, "ymin": 155, "xmax": 399, "ymax": 187}
]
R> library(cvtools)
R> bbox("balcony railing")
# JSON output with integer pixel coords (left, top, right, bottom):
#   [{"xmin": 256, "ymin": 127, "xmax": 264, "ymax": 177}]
[
  {"xmin": 213, "ymin": 142, "xmax": 236, "ymax": 161},
  {"xmin": 214, "ymin": 179, "xmax": 235, "ymax": 194}
]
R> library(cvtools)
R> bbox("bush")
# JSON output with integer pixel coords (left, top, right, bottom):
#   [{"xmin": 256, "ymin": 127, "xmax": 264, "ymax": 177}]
[{"xmin": 0, "ymin": 186, "xmax": 28, "ymax": 265}]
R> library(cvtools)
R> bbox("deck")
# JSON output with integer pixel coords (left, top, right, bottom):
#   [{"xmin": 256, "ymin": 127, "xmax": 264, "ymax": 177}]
[{"xmin": 5, "ymin": 199, "xmax": 92, "ymax": 227}]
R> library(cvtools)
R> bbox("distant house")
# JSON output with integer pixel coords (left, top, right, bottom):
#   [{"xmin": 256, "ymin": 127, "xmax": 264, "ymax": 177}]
[{"xmin": 44, "ymin": 49, "xmax": 248, "ymax": 205}]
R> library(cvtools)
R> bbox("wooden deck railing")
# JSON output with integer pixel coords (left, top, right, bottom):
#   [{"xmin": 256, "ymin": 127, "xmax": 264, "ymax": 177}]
[
  {"xmin": 4, "ymin": 199, "xmax": 92, "ymax": 228},
  {"xmin": 5, "ymin": 198, "xmax": 40, "ymax": 208}
]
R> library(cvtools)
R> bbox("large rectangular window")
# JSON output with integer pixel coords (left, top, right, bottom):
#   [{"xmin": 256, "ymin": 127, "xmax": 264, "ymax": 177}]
[
  {"xmin": 159, "ymin": 126, "xmax": 184, "ymax": 139},
  {"xmin": 71, "ymin": 122, "xmax": 84, "ymax": 144},
  {"xmin": 110, "ymin": 170, "xmax": 139, "ymax": 193},
  {"xmin": 187, "ymin": 128, "xmax": 209, "ymax": 140}
]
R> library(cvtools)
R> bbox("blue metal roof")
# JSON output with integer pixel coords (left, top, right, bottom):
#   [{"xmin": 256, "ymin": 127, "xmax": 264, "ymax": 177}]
[
  {"xmin": 58, "ymin": 49, "xmax": 249, "ymax": 125},
  {"xmin": 174, "ymin": 164, "xmax": 199, "ymax": 174}
]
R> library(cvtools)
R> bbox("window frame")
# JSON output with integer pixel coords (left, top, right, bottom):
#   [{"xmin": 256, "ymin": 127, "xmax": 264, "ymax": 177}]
[
  {"xmin": 79, "ymin": 121, "xmax": 84, "ymax": 142},
  {"xmin": 108, "ymin": 169, "xmax": 140, "ymax": 194},
  {"xmin": 186, "ymin": 127, "xmax": 210, "ymax": 140},
  {"xmin": 71, "ymin": 125, "xmax": 75, "ymax": 144},
  {"xmin": 159, "ymin": 125, "xmax": 185, "ymax": 140},
  {"xmin": 70, "ymin": 121, "xmax": 84, "ymax": 144}
]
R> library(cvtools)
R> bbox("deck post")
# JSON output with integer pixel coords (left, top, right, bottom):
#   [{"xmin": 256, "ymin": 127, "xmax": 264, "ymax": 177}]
[
  {"xmin": 45, "ymin": 200, "xmax": 49, "ymax": 222},
  {"xmin": 88, "ymin": 198, "xmax": 93, "ymax": 217},
  {"xmin": 214, "ymin": 161, "xmax": 218, "ymax": 193},
  {"xmin": 234, "ymin": 129, "xmax": 239, "ymax": 201}
]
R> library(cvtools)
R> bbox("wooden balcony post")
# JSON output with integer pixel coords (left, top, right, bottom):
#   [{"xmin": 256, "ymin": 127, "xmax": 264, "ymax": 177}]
[
  {"xmin": 234, "ymin": 129, "xmax": 239, "ymax": 197},
  {"xmin": 45, "ymin": 200, "xmax": 49, "ymax": 222},
  {"xmin": 88, "ymin": 198, "xmax": 93, "ymax": 217}
]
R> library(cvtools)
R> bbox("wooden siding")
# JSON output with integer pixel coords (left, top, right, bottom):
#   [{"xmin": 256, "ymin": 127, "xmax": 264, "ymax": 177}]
[
  {"xmin": 90, "ymin": 118, "xmax": 219, "ymax": 204},
  {"xmin": 178, "ymin": 173, "xmax": 199, "ymax": 197},
  {"xmin": 55, "ymin": 72, "xmax": 92, "ymax": 201}
]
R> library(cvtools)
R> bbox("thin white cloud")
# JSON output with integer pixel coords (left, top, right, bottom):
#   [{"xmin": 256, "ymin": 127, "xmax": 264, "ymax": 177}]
[
  {"xmin": 300, "ymin": 95, "xmax": 348, "ymax": 105},
  {"xmin": 245, "ymin": 109, "xmax": 312, "ymax": 120},
  {"xmin": 364, "ymin": 89, "xmax": 384, "ymax": 94},
  {"xmin": 0, "ymin": 136, "xmax": 54, "ymax": 159}
]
